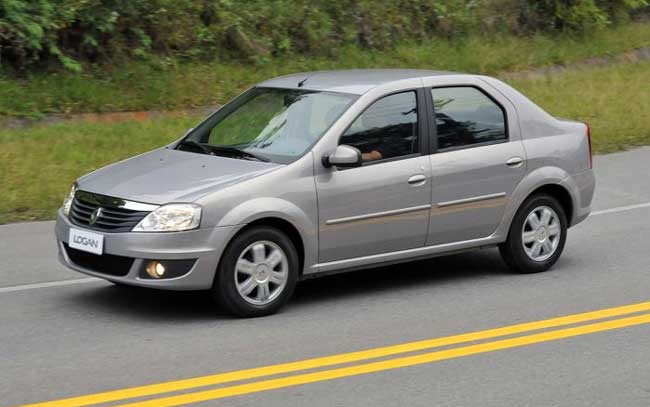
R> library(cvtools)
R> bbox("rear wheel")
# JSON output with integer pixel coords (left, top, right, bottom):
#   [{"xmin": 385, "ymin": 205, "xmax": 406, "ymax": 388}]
[
  {"xmin": 213, "ymin": 226, "xmax": 298, "ymax": 317},
  {"xmin": 499, "ymin": 194, "xmax": 567, "ymax": 274}
]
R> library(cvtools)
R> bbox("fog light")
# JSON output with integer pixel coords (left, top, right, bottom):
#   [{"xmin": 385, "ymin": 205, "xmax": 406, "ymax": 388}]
[
  {"xmin": 145, "ymin": 261, "xmax": 166, "ymax": 279},
  {"xmin": 139, "ymin": 258, "xmax": 197, "ymax": 279}
]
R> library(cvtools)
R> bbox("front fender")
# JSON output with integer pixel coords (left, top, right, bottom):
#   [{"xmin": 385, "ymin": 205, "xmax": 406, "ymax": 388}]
[{"xmin": 216, "ymin": 197, "xmax": 318, "ymax": 274}]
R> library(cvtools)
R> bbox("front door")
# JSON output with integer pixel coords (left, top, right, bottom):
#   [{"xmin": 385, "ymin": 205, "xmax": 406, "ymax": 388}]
[
  {"xmin": 316, "ymin": 90, "xmax": 432, "ymax": 262},
  {"xmin": 426, "ymin": 85, "xmax": 526, "ymax": 245}
]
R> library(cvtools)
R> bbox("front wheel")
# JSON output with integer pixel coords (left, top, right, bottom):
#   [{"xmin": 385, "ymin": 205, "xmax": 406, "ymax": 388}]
[
  {"xmin": 213, "ymin": 226, "xmax": 299, "ymax": 317},
  {"xmin": 499, "ymin": 194, "xmax": 567, "ymax": 274}
]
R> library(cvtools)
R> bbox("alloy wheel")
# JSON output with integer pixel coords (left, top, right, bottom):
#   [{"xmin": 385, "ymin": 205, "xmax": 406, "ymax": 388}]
[
  {"xmin": 234, "ymin": 240, "xmax": 289, "ymax": 305},
  {"xmin": 521, "ymin": 205, "xmax": 562, "ymax": 262}
]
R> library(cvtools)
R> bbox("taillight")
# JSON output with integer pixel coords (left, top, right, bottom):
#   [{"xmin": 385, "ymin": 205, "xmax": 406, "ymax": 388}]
[{"xmin": 585, "ymin": 123, "xmax": 593, "ymax": 169}]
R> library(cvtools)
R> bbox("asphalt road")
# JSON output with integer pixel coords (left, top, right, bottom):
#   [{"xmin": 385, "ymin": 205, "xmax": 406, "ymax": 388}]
[{"xmin": 2, "ymin": 147, "xmax": 650, "ymax": 407}]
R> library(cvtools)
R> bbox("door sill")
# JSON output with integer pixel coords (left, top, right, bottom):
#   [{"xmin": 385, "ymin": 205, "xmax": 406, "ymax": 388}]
[{"xmin": 307, "ymin": 235, "xmax": 500, "ymax": 276}]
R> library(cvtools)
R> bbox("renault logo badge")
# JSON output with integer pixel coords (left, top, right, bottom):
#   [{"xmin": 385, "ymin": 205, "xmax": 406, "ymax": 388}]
[{"xmin": 89, "ymin": 208, "xmax": 103, "ymax": 225}]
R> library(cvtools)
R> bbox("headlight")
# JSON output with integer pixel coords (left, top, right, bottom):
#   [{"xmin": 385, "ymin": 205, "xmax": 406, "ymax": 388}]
[
  {"xmin": 132, "ymin": 204, "xmax": 202, "ymax": 232},
  {"xmin": 62, "ymin": 183, "xmax": 78, "ymax": 216}
]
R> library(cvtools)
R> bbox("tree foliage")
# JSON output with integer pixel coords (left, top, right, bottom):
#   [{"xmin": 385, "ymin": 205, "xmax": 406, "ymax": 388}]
[{"xmin": 1, "ymin": 0, "xmax": 648, "ymax": 70}]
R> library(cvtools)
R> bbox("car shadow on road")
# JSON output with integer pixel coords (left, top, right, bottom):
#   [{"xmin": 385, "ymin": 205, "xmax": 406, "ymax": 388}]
[
  {"xmin": 293, "ymin": 248, "xmax": 512, "ymax": 306},
  {"xmin": 62, "ymin": 284, "xmax": 231, "ymax": 321},
  {"xmin": 60, "ymin": 248, "xmax": 514, "ymax": 321}
]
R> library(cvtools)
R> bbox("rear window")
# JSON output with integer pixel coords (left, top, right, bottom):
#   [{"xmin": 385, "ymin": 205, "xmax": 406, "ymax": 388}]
[{"xmin": 431, "ymin": 87, "xmax": 506, "ymax": 150}]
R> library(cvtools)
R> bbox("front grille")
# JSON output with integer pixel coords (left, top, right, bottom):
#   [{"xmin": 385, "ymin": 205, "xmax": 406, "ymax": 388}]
[
  {"xmin": 70, "ymin": 191, "xmax": 151, "ymax": 232},
  {"xmin": 63, "ymin": 243, "xmax": 134, "ymax": 276}
]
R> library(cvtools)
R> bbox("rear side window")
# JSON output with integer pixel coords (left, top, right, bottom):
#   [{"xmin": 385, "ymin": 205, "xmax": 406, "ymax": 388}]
[
  {"xmin": 431, "ymin": 87, "xmax": 506, "ymax": 150},
  {"xmin": 340, "ymin": 91, "xmax": 418, "ymax": 163}
]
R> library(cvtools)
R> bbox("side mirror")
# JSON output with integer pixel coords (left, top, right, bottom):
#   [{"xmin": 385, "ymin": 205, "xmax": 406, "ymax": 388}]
[{"xmin": 323, "ymin": 145, "xmax": 362, "ymax": 168}]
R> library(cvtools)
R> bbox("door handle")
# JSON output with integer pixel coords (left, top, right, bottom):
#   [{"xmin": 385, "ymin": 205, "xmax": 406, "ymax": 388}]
[
  {"xmin": 408, "ymin": 174, "xmax": 427, "ymax": 185},
  {"xmin": 506, "ymin": 157, "xmax": 524, "ymax": 168}
]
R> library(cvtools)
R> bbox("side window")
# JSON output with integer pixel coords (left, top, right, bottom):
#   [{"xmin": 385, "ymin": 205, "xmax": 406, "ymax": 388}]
[
  {"xmin": 431, "ymin": 87, "xmax": 506, "ymax": 150},
  {"xmin": 340, "ymin": 91, "xmax": 418, "ymax": 163}
]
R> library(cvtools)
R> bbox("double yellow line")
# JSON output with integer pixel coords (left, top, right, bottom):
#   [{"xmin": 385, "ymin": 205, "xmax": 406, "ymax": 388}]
[{"xmin": 17, "ymin": 301, "xmax": 650, "ymax": 407}]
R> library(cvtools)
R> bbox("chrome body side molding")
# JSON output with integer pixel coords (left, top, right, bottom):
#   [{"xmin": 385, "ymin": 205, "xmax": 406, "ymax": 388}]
[
  {"xmin": 437, "ymin": 192, "xmax": 507, "ymax": 208},
  {"xmin": 325, "ymin": 204, "xmax": 432, "ymax": 225}
]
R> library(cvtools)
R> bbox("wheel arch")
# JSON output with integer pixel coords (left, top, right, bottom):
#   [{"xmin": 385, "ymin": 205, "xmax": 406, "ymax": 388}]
[
  {"xmin": 525, "ymin": 184, "xmax": 573, "ymax": 226},
  {"xmin": 235, "ymin": 217, "xmax": 306, "ymax": 275},
  {"xmin": 496, "ymin": 166, "xmax": 579, "ymax": 240},
  {"xmin": 215, "ymin": 197, "xmax": 317, "ymax": 275}
]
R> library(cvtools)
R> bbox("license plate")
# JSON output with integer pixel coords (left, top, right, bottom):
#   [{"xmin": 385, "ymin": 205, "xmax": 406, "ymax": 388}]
[{"xmin": 68, "ymin": 228, "xmax": 104, "ymax": 255}]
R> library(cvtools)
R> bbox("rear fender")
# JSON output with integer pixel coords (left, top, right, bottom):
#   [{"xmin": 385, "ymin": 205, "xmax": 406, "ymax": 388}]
[{"xmin": 495, "ymin": 166, "xmax": 576, "ymax": 240}]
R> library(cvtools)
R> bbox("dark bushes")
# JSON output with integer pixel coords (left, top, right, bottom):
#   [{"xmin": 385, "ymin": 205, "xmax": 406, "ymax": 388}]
[{"xmin": 1, "ymin": 0, "xmax": 648, "ymax": 71}]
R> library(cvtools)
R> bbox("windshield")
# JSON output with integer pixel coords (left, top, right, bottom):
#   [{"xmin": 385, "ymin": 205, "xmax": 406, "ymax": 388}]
[{"xmin": 180, "ymin": 87, "xmax": 358, "ymax": 164}]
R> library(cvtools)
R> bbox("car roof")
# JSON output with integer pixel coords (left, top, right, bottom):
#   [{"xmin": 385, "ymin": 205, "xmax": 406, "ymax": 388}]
[{"xmin": 257, "ymin": 69, "xmax": 461, "ymax": 95}]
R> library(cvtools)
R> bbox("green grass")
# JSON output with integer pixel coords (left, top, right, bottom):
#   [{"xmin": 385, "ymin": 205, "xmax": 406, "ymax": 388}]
[
  {"xmin": 1, "ymin": 60, "xmax": 648, "ymax": 225},
  {"xmin": 1, "ymin": 22, "xmax": 649, "ymax": 118},
  {"xmin": 0, "ymin": 116, "xmax": 199, "ymax": 224},
  {"xmin": 506, "ymin": 60, "xmax": 650, "ymax": 153}
]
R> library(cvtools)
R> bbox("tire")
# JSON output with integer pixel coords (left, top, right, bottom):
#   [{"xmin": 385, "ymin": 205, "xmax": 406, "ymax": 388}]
[
  {"xmin": 213, "ymin": 226, "xmax": 299, "ymax": 317},
  {"xmin": 499, "ymin": 193, "xmax": 568, "ymax": 274}
]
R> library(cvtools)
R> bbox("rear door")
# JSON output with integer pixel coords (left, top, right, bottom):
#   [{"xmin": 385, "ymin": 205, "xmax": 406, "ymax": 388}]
[{"xmin": 424, "ymin": 83, "xmax": 526, "ymax": 245}]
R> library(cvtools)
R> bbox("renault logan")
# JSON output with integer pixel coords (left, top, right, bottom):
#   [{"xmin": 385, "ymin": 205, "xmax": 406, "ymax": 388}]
[{"xmin": 56, "ymin": 70, "xmax": 595, "ymax": 317}]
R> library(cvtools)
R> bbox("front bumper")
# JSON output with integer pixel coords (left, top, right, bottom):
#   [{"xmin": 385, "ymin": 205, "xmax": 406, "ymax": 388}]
[{"xmin": 55, "ymin": 209, "xmax": 243, "ymax": 290}]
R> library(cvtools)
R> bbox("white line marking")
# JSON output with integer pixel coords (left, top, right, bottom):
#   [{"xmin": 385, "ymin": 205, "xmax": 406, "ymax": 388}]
[
  {"xmin": 0, "ymin": 278, "xmax": 99, "ymax": 293},
  {"xmin": 591, "ymin": 202, "xmax": 650, "ymax": 216}
]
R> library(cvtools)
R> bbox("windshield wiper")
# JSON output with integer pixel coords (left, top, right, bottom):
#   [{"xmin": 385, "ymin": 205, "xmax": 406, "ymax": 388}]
[
  {"xmin": 178, "ymin": 140, "xmax": 212, "ymax": 155},
  {"xmin": 207, "ymin": 145, "xmax": 270, "ymax": 162},
  {"xmin": 178, "ymin": 140, "xmax": 269, "ymax": 162}
]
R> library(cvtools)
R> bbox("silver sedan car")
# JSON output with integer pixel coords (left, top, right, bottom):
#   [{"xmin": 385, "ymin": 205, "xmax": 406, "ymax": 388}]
[{"xmin": 55, "ymin": 70, "xmax": 595, "ymax": 317}]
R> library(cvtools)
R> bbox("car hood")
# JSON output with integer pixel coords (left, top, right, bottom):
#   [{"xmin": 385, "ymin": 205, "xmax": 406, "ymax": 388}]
[{"xmin": 78, "ymin": 148, "xmax": 282, "ymax": 204}]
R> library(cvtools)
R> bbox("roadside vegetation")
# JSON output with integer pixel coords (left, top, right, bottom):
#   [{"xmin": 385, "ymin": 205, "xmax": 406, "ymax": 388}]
[
  {"xmin": 3, "ymin": 1, "xmax": 647, "ymax": 71},
  {"xmin": 1, "ymin": 1, "xmax": 649, "ymax": 224},
  {"xmin": 1, "ymin": 59, "xmax": 648, "ymax": 224},
  {"xmin": 1, "ymin": 22, "xmax": 649, "ymax": 118},
  {"xmin": 0, "ymin": 116, "xmax": 197, "ymax": 224},
  {"xmin": 509, "ymin": 60, "xmax": 650, "ymax": 152},
  {"xmin": 2, "ymin": 1, "xmax": 649, "ymax": 118}
]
